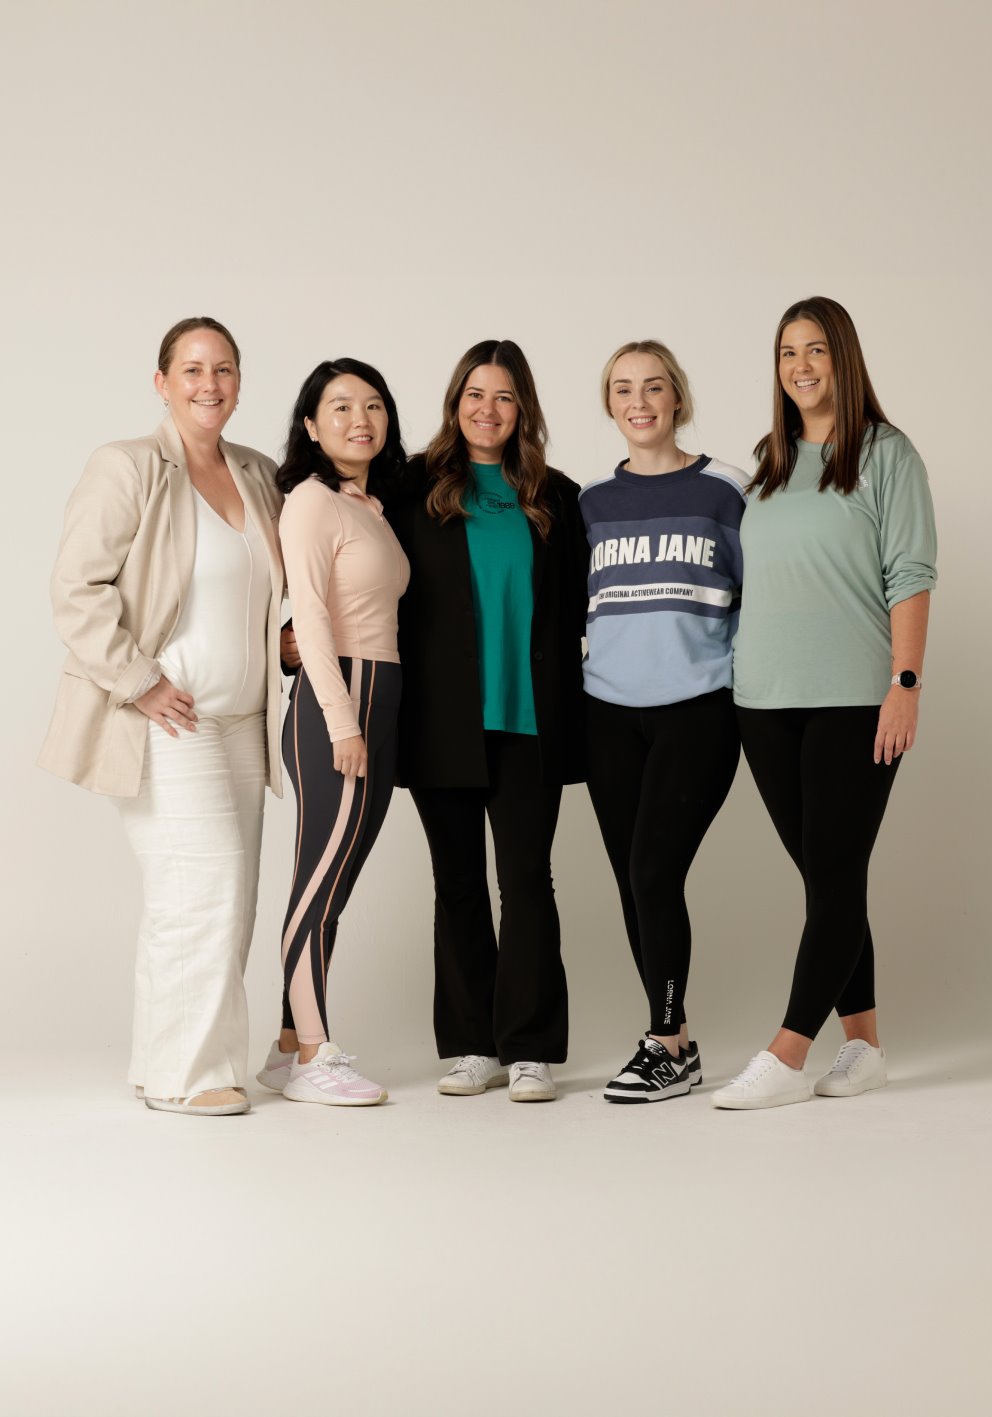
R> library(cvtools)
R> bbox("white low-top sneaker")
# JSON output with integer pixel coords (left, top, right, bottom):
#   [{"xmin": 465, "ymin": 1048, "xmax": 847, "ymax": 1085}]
[
  {"xmin": 256, "ymin": 1040, "xmax": 298, "ymax": 1093},
  {"xmin": 437, "ymin": 1055, "xmax": 509, "ymax": 1096},
  {"xmin": 282, "ymin": 1042, "xmax": 387, "ymax": 1107},
  {"xmin": 711, "ymin": 1050, "xmax": 812, "ymax": 1110},
  {"xmin": 814, "ymin": 1040, "xmax": 887, "ymax": 1097},
  {"xmin": 508, "ymin": 1061, "xmax": 557, "ymax": 1102}
]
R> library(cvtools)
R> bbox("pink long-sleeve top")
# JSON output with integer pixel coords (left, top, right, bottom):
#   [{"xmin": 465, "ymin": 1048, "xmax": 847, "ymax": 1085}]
[{"xmin": 280, "ymin": 476, "xmax": 410, "ymax": 741}]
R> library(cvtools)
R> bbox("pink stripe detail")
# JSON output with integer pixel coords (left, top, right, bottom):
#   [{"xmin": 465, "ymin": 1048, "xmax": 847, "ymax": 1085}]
[{"xmin": 281, "ymin": 775, "xmax": 356, "ymax": 962}]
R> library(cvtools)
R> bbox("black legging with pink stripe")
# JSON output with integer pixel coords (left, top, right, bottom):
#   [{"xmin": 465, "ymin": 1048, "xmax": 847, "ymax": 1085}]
[{"xmin": 280, "ymin": 658, "xmax": 400, "ymax": 1044}]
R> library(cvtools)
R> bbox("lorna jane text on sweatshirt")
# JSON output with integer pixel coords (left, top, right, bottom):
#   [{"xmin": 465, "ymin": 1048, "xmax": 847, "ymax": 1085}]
[{"xmin": 579, "ymin": 456, "xmax": 748, "ymax": 707}]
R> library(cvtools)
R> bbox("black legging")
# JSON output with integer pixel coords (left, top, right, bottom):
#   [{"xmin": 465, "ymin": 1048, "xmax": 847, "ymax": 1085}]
[
  {"xmin": 736, "ymin": 705, "xmax": 901, "ymax": 1040},
  {"xmin": 410, "ymin": 732, "xmax": 567, "ymax": 1065},
  {"xmin": 585, "ymin": 688, "xmax": 740, "ymax": 1036},
  {"xmin": 280, "ymin": 659, "xmax": 400, "ymax": 1044}
]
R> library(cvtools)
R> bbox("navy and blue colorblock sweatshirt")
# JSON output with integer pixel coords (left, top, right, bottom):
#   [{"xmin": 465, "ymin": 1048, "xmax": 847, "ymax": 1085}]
[{"xmin": 579, "ymin": 456, "xmax": 748, "ymax": 707}]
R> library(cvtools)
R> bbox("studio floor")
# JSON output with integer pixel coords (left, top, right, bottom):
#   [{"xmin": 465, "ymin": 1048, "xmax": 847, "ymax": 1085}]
[{"xmin": 5, "ymin": 1037, "xmax": 990, "ymax": 1417}]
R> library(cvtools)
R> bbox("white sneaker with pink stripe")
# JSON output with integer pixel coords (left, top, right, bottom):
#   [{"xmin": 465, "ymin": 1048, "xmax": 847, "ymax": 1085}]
[{"xmin": 282, "ymin": 1042, "xmax": 387, "ymax": 1107}]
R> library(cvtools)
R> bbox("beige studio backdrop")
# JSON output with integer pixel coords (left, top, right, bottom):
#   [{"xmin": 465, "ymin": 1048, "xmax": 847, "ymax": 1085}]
[
  {"xmin": 3, "ymin": 0, "xmax": 988, "ymax": 1067},
  {"xmin": 4, "ymin": 5, "xmax": 992, "ymax": 1416}
]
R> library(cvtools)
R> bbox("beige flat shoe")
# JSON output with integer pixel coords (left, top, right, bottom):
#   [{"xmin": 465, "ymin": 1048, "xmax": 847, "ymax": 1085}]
[{"xmin": 144, "ymin": 1087, "xmax": 250, "ymax": 1116}]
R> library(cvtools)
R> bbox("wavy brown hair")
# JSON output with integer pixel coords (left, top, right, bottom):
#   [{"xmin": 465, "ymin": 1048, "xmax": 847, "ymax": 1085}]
[
  {"xmin": 751, "ymin": 296, "xmax": 891, "ymax": 499},
  {"xmin": 424, "ymin": 339, "xmax": 552, "ymax": 539}
]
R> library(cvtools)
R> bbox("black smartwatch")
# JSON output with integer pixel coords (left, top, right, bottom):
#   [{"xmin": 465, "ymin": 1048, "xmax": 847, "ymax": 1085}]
[{"xmin": 891, "ymin": 670, "xmax": 922, "ymax": 689}]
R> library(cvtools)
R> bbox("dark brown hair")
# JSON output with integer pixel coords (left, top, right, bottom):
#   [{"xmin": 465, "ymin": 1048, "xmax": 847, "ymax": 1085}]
[
  {"xmin": 158, "ymin": 317, "xmax": 242, "ymax": 374},
  {"xmin": 424, "ymin": 339, "xmax": 552, "ymax": 539},
  {"xmin": 750, "ymin": 296, "xmax": 890, "ymax": 499}
]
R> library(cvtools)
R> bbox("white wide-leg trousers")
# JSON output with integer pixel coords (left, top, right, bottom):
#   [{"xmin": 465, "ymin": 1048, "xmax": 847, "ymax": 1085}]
[{"xmin": 117, "ymin": 712, "xmax": 266, "ymax": 1099}]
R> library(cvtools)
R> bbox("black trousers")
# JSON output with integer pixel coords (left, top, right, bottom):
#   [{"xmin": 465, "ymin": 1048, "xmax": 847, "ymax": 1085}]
[
  {"xmin": 737, "ymin": 705, "xmax": 901, "ymax": 1041},
  {"xmin": 585, "ymin": 689, "xmax": 740, "ymax": 1036},
  {"xmin": 280, "ymin": 660, "xmax": 400, "ymax": 1042},
  {"xmin": 410, "ymin": 733, "xmax": 567, "ymax": 1065}
]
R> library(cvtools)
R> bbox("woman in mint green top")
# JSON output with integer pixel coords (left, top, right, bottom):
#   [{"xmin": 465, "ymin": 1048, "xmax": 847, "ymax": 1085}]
[
  {"xmin": 390, "ymin": 340, "xmax": 588, "ymax": 1102},
  {"xmin": 714, "ymin": 296, "xmax": 937, "ymax": 1113}
]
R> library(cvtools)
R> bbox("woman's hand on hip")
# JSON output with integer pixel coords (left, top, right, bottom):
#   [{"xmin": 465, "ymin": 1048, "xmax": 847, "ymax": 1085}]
[
  {"xmin": 333, "ymin": 734, "xmax": 367, "ymax": 778},
  {"xmin": 874, "ymin": 687, "xmax": 919, "ymax": 765},
  {"xmin": 134, "ymin": 675, "xmax": 197, "ymax": 737}
]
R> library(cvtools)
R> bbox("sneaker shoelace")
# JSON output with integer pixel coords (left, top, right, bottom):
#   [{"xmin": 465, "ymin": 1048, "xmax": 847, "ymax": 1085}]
[
  {"xmin": 315, "ymin": 1051, "xmax": 363, "ymax": 1082},
  {"xmin": 729, "ymin": 1055, "xmax": 776, "ymax": 1089},
  {"xmin": 513, "ymin": 1061, "xmax": 547, "ymax": 1082},
  {"xmin": 451, "ymin": 1055, "xmax": 492, "ymax": 1081},
  {"xmin": 829, "ymin": 1041, "xmax": 870, "ymax": 1074}
]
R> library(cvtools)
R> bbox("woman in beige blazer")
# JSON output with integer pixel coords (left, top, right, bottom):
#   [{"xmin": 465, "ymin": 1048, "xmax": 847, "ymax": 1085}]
[{"xmin": 40, "ymin": 317, "xmax": 285, "ymax": 1116}]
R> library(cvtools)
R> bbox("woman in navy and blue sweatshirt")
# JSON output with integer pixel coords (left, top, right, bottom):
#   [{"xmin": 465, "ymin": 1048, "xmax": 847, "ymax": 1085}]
[{"xmin": 581, "ymin": 340, "xmax": 747, "ymax": 1103}]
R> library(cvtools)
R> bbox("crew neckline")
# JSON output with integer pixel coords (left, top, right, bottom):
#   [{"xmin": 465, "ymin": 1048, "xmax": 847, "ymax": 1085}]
[{"xmin": 614, "ymin": 454, "xmax": 710, "ymax": 486}]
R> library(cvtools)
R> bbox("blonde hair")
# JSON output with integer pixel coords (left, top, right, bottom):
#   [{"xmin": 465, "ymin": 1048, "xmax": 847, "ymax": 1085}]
[{"xmin": 600, "ymin": 340, "xmax": 694, "ymax": 428}]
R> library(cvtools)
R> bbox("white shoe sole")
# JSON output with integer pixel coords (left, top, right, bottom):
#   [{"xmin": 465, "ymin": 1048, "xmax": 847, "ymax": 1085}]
[
  {"xmin": 711, "ymin": 1086, "xmax": 811, "ymax": 1111},
  {"xmin": 282, "ymin": 1083, "xmax": 387, "ymax": 1107},
  {"xmin": 144, "ymin": 1097, "xmax": 250, "ymax": 1116},
  {"xmin": 508, "ymin": 1087, "xmax": 557, "ymax": 1103},
  {"xmin": 814, "ymin": 1072, "xmax": 887, "ymax": 1097},
  {"xmin": 438, "ymin": 1072, "xmax": 509, "ymax": 1096},
  {"xmin": 256, "ymin": 1067, "xmax": 292, "ymax": 1093},
  {"xmin": 604, "ymin": 1078, "xmax": 692, "ymax": 1103}
]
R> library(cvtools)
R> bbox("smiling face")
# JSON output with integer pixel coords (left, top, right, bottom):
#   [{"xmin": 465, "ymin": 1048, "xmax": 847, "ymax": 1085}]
[
  {"xmin": 155, "ymin": 328, "xmax": 240, "ymax": 442},
  {"xmin": 457, "ymin": 364, "xmax": 519, "ymax": 464},
  {"xmin": 778, "ymin": 319, "xmax": 835, "ymax": 430},
  {"xmin": 607, "ymin": 352, "xmax": 681, "ymax": 450},
  {"xmin": 304, "ymin": 374, "xmax": 388, "ymax": 479}
]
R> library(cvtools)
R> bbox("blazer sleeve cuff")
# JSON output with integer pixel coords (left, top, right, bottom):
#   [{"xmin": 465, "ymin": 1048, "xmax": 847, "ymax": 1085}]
[{"xmin": 110, "ymin": 654, "xmax": 161, "ymax": 708}]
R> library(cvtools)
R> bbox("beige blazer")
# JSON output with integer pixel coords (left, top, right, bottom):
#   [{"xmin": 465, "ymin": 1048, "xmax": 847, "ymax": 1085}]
[{"xmin": 38, "ymin": 417, "xmax": 285, "ymax": 797}]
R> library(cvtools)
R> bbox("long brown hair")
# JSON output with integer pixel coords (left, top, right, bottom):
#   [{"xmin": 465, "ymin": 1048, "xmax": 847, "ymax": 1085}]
[
  {"xmin": 751, "ymin": 296, "xmax": 890, "ymax": 499},
  {"xmin": 424, "ymin": 339, "xmax": 552, "ymax": 539}
]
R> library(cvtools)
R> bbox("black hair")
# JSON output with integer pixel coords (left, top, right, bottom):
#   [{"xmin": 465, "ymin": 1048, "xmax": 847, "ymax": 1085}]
[{"xmin": 276, "ymin": 358, "xmax": 405, "ymax": 498}]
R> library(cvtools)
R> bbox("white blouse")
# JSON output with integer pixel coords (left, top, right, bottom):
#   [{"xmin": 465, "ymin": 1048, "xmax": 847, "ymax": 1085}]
[{"xmin": 159, "ymin": 490, "xmax": 270, "ymax": 716}]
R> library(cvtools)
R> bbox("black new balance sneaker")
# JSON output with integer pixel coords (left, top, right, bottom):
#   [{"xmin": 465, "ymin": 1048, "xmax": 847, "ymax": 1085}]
[
  {"xmin": 604, "ymin": 1038, "xmax": 692, "ymax": 1104},
  {"xmin": 685, "ymin": 1039, "xmax": 703, "ymax": 1087}
]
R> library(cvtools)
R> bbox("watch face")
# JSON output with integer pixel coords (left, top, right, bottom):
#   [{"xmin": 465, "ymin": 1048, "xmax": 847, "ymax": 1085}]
[{"xmin": 898, "ymin": 670, "xmax": 919, "ymax": 689}]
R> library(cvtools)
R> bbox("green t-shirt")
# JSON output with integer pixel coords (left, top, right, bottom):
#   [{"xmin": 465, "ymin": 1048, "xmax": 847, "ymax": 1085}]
[
  {"xmin": 733, "ymin": 426, "xmax": 937, "ymax": 708},
  {"xmin": 463, "ymin": 463, "xmax": 537, "ymax": 735}
]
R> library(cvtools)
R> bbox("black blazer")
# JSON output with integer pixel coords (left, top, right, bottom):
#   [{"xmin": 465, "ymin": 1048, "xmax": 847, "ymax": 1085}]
[{"xmin": 389, "ymin": 455, "xmax": 588, "ymax": 789}]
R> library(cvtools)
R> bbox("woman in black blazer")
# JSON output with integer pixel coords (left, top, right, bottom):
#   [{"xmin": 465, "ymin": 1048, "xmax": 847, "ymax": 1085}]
[{"xmin": 390, "ymin": 340, "xmax": 587, "ymax": 1102}]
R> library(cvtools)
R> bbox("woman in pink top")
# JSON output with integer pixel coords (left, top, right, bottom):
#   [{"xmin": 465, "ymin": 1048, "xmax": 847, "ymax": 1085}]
[{"xmin": 265, "ymin": 359, "xmax": 409, "ymax": 1107}]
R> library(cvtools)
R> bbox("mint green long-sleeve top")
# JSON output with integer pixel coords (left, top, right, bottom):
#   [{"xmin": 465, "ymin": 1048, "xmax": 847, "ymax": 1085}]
[{"xmin": 733, "ymin": 426, "xmax": 937, "ymax": 709}]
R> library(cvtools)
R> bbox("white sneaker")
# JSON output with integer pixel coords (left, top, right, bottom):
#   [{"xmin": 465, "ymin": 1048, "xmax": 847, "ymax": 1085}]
[
  {"xmin": 508, "ymin": 1061, "xmax": 557, "ymax": 1102},
  {"xmin": 256, "ymin": 1039, "xmax": 298, "ymax": 1092},
  {"xmin": 814, "ymin": 1040, "xmax": 887, "ymax": 1097},
  {"xmin": 437, "ymin": 1055, "xmax": 509, "ymax": 1096},
  {"xmin": 282, "ymin": 1042, "xmax": 387, "ymax": 1107},
  {"xmin": 711, "ymin": 1050, "xmax": 812, "ymax": 1110}
]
